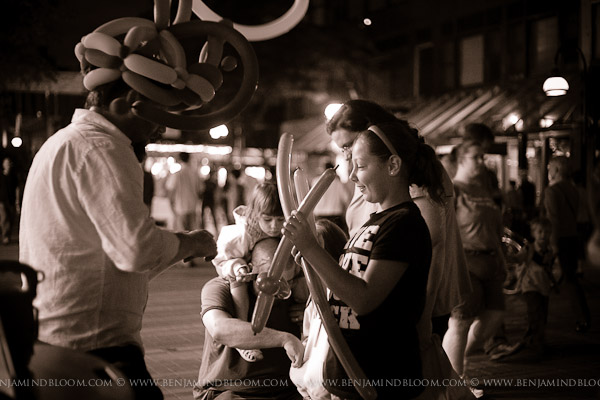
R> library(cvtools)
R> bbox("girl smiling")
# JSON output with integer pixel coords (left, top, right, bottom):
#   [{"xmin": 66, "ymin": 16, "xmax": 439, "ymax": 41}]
[{"xmin": 284, "ymin": 121, "xmax": 445, "ymax": 399}]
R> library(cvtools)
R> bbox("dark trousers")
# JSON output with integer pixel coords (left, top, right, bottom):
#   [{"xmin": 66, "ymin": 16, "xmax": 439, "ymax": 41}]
[
  {"xmin": 557, "ymin": 236, "xmax": 591, "ymax": 324},
  {"xmin": 88, "ymin": 345, "xmax": 163, "ymax": 400},
  {"xmin": 522, "ymin": 292, "xmax": 549, "ymax": 350}
]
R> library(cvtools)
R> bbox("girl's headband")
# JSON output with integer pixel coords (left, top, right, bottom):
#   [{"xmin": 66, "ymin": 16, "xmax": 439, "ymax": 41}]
[{"xmin": 367, "ymin": 125, "xmax": 399, "ymax": 157}]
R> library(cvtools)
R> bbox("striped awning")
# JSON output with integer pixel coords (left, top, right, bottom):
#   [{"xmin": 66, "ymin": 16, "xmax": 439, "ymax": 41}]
[
  {"xmin": 283, "ymin": 76, "xmax": 584, "ymax": 153},
  {"xmin": 399, "ymin": 75, "xmax": 583, "ymax": 145}
]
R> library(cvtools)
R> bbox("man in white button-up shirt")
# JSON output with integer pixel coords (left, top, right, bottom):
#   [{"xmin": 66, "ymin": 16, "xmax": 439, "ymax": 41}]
[{"xmin": 19, "ymin": 79, "xmax": 217, "ymax": 400}]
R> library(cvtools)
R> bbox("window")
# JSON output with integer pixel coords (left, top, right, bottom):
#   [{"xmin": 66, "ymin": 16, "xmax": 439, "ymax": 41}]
[
  {"xmin": 529, "ymin": 17, "xmax": 558, "ymax": 75},
  {"xmin": 486, "ymin": 30, "xmax": 503, "ymax": 82},
  {"xmin": 414, "ymin": 43, "xmax": 434, "ymax": 97},
  {"xmin": 441, "ymin": 42, "xmax": 455, "ymax": 90},
  {"xmin": 460, "ymin": 35, "xmax": 484, "ymax": 86},
  {"xmin": 507, "ymin": 22, "xmax": 526, "ymax": 78}
]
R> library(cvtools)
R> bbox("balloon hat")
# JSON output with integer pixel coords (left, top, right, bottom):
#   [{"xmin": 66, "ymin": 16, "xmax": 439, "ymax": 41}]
[{"xmin": 75, "ymin": 0, "xmax": 259, "ymax": 130}]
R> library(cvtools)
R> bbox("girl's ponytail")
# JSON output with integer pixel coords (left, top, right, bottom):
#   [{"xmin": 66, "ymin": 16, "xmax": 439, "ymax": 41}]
[{"xmin": 409, "ymin": 142, "xmax": 446, "ymax": 205}]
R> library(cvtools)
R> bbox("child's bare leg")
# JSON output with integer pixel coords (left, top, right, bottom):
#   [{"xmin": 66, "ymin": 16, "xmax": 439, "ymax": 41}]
[
  {"xmin": 231, "ymin": 284, "xmax": 250, "ymax": 321},
  {"xmin": 230, "ymin": 282, "xmax": 263, "ymax": 362}
]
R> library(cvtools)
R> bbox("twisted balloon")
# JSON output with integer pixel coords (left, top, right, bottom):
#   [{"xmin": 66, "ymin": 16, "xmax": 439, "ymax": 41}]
[{"xmin": 75, "ymin": 0, "xmax": 258, "ymax": 130}]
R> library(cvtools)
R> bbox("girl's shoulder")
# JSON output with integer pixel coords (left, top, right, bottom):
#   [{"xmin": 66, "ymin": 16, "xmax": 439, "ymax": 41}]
[{"xmin": 374, "ymin": 203, "xmax": 426, "ymax": 233}]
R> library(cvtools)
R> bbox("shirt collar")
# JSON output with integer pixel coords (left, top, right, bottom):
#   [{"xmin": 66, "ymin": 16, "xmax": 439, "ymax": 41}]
[{"xmin": 72, "ymin": 108, "xmax": 132, "ymax": 145}]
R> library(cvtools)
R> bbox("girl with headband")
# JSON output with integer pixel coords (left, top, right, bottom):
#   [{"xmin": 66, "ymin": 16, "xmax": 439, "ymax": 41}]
[{"xmin": 283, "ymin": 121, "xmax": 444, "ymax": 399}]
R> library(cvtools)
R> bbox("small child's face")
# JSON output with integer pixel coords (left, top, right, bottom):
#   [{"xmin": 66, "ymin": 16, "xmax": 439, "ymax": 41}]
[
  {"xmin": 531, "ymin": 224, "xmax": 551, "ymax": 248},
  {"xmin": 258, "ymin": 214, "xmax": 285, "ymax": 238}
]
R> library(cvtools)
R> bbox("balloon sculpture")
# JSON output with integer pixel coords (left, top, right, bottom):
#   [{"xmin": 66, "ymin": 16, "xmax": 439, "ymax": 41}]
[
  {"xmin": 251, "ymin": 133, "xmax": 378, "ymax": 400},
  {"xmin": 192, "ymin": 0, "xmax": 310, "ymax": 42},
  {"xmin": 75, "ymin": 0, "xmax": 259, "ymax": 130}
]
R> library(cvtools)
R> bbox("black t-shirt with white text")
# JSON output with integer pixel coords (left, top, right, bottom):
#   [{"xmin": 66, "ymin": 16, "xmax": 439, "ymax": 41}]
[{"xmin": 326, "ymin": 202, "xmax": 431, "ymax": 399}]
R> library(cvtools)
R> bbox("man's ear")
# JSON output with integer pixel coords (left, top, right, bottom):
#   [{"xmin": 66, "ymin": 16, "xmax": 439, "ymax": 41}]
[
  {"xmin": 109, "ymin": 90, "xmax": 139, "ymax": 115},
  {"xmin": 109, "ymin": 97, "xmax": 130, "ymax": 115},
  {"xmin": 389, "ymin": 155, "xmax": 402, "ymax": 176}
]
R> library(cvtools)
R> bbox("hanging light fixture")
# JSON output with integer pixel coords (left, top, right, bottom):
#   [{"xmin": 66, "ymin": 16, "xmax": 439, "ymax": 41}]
[{"xmin": 543, "ymin": 69, "xmax": 570, "ymax": 96}]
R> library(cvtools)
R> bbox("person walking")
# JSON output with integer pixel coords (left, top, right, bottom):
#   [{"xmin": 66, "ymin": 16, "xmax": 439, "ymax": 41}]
[
  {"xmin": 442, "ymin": 140, "xmax": 506, "ymax": 398},
  {"xmin": 542, "ymin": 156, "xmax": 591, "ymax": 332},
  {"xmin": 0, "ymin": 157, "xmax": 20, "ymax": 245},
  {"xmin": 200, "ymin": 170, "xmax": 219, "ymax": 234},
  {"xmin": 222, "ymin": 168, "xmax": 246, "ymax": 225},
  {"xmin": 166, "ymin": 152, "xmax": 201, "ymax": 231}
]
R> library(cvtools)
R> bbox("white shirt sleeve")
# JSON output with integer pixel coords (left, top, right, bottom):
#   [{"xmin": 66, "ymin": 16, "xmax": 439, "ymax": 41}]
[{"xmin": 76, "ymin": 142, "xmax": 179, "ymax": 272}]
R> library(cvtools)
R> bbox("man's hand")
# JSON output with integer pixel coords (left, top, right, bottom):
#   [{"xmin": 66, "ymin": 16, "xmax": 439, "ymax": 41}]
[
  {"xmin": 179, "ymin": 230, "xmax": 217, "ymax": 262},
  {"xmin": 282, "ymin": 334, "xmax": 304, "ymax": 368},
  {"xmin": 191, "ymin": 229, "xmax": 217, "ymax": 260}
]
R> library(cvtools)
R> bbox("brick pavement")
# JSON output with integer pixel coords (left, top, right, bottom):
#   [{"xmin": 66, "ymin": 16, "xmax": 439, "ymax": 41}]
[
  {"xmin": 2, "ymin": 238, "xmax": 600, "ymax": 400},
  {"xmin": 140, "ymin": 263, "xmax": 600, "ymax": 400},
  {"xmin": 141, "ymin": 263, "xmax": 218, "ymax": 400}
]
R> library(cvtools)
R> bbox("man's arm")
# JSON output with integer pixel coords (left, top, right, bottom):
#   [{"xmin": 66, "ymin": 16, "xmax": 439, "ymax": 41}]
[
  {"xmin": 148, "ymin": 230, "xmax": 217, "ymax": 280},
  {"xmin": 203, "ymin": 308, "xmax": 304, "ymax": 368}
]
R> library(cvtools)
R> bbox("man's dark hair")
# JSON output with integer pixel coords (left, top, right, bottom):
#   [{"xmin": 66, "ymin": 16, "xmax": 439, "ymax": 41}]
[{"xmin": 84, "ymin": 80, "xmax": 136, "ymax": 109}]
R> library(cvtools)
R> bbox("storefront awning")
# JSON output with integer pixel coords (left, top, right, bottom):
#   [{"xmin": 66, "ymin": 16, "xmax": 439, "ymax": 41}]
[
  {"xmin": 400, "ymin": 75, "xmax": 584, "ymax": 145},
  {"xmin": 282, "ymin": 76, "xmax": 584, "ymax": 153}
]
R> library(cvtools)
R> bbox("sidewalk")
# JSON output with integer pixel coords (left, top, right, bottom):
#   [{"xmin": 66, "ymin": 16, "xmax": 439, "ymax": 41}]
[{"xmin": 2, "ymin": 238, "xmax": 600, "ymax": 400}]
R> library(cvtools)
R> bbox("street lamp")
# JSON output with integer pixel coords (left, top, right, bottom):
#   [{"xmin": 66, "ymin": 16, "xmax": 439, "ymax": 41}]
[
  {"xmin": 542, "ymin": 44, "xmax": 593, "ymax": 190},
  {"xmin": 543, "ymin": 72, "xmax": 570, "ymax": 96},
  {"xmin": 542, "ymin": 45, "xmax": 587, "ymax": 98}
]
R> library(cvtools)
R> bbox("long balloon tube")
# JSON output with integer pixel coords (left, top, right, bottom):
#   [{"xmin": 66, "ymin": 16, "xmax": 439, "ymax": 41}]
[
  {"xmin": 276, "ymin": 133, "xmax": 295, "ymax": 218},
  {"xmin": 299, "ymin": 258, "xmax": 377, "ymax": 400},
  {"xmin": 251, "ymin": 168, "xmax": 336, "ymax": 334},
  {"xmin": 293, "ymin": 168, "xmax": 316, "ymax": 233},
  {"xmin": 294, "ymin": 169, "xmax": 377, "ymax": 400}
]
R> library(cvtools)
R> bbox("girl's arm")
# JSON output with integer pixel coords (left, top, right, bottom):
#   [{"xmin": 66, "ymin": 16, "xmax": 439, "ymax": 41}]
[
  {"xmin": 284, "ymin": 213, "xmax": 407, "ymax": 316},
  {"xmin": 212, "ymin": 224, "xmax": 251, "ymax": 279}
]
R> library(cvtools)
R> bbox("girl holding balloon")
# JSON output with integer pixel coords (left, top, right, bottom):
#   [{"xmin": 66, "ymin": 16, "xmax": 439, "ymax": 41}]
[
  {"xmin": 212, "ymin": 182, "xmax": 305, "ymax": 363},
  {"xmin": 283, "ymin": 121, "xmax": 445, "ymax": 399}
]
